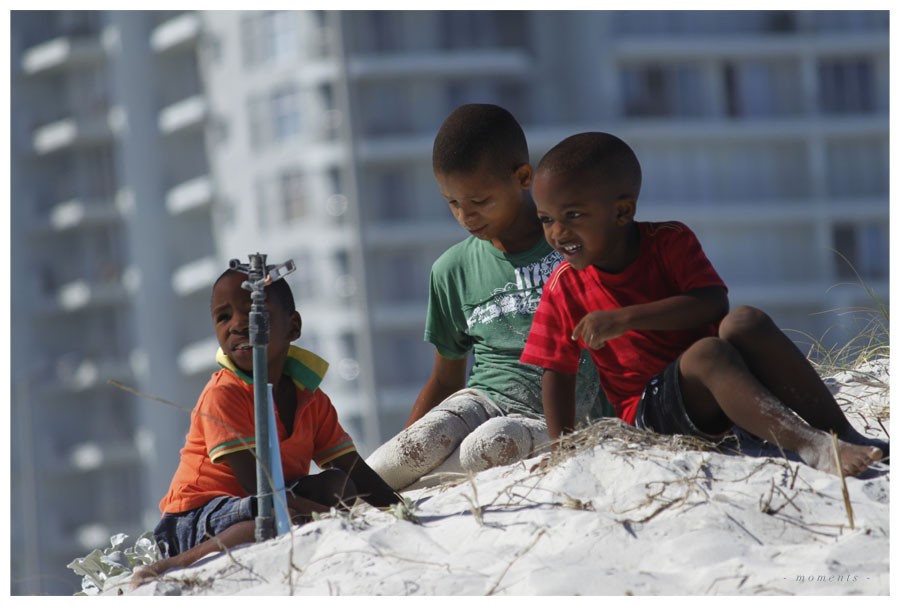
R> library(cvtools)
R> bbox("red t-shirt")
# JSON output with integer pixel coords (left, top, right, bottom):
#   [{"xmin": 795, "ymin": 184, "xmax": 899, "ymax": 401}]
[
  {"xmin": 520, "ymin": 221, "xmax": 727, "ymax": 424},
  {"xmin": 160, "ymin": 362, "xmax": 355, "ymax": 514}
]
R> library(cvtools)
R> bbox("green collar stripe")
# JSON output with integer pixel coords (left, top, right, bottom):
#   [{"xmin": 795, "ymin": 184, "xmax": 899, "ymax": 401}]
[
  {"xmin": 283, "ymin": 356, "xmax": 324, "ymax": 392},
  {"xmin": 215, "ymin": 345, "xmax": 329, "ymax": 392}
]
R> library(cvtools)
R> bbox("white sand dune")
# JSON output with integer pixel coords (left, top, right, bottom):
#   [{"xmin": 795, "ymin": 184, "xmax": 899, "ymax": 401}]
[{"xmin": 117, "ymin": 360, "xmax": 889, "ymax": 597}]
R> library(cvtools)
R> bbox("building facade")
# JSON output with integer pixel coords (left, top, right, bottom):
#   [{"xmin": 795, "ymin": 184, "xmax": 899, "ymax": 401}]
[{"xmin": 9, "ymin": 10, "xmax": 888, "ymax": 595}]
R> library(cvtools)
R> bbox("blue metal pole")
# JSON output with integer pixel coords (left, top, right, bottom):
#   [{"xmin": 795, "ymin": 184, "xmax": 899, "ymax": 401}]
[
  {"xmin": 247, "ymin": 254, "xmax": 274, "ymax": 543},
  {"xmin": 228, "ymin": 254, "xmax": 295, "ymax": 543}
]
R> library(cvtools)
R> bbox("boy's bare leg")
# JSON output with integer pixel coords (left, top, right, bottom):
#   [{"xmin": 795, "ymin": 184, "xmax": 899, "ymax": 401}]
[
  {"xmin": 130, "ymin": 520, "xmax": 256, "ymax": 589},
  {"xmin": 366, "ymin": 391, "xmax": 496, "ymax": 490},
  {"xmin": 678, "ymin": 336, "xmax": 881, "ymax": 477},
  {"xmin": 718, "ymin": 306, "xmax": 888, "ymax": 457}
]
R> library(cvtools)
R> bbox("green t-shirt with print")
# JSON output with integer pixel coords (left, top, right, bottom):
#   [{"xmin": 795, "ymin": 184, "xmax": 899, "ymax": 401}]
[{"xmin": 425, "ymin": 235, "xmax": 611, "ymax": 421}]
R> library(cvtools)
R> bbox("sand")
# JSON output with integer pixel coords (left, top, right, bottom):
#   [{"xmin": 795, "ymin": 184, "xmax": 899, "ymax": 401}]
[{"xmin": 111, "ymin": 359, "xmax": 889, "ymax": 596}]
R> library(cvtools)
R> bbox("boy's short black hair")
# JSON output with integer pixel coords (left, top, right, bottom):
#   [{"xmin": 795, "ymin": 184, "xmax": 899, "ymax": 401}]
[
  {"xmin": 432, "ymin": 104, "xmax": 529, "ymax": 177},
  {"xmin": 537, "ymin": 132, "xmax": 642, "ymax": 199},
  {"xmin": 212, "ymin": 268, "xmax": 296, "ymax": 313}
]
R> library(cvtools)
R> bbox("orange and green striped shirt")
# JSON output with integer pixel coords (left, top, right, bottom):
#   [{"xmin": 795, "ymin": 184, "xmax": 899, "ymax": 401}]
[{"xmin": 159, "ymin": 346, "xmax": 356, "ymax": 514}]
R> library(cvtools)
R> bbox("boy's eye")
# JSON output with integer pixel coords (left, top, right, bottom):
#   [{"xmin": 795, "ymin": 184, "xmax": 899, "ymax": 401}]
[
  {"xmin": 472, "ymin": 198, "xmax": 487, "ymax": 205},
  {"xmin": 538, "ymin": 216, "xmax": 553, "ymax": 224},
  {"xmin": 215, "ymin": 313, "xmax": 230, "ymax": 323},
  {"xmin": 566, "ymin": 211, "xmax": 584, "ymax": 219}
]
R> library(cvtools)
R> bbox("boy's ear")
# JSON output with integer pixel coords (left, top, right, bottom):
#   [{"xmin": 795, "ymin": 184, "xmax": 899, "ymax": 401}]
[
  {"xmin": 515, "ymin": 163, "xmax": 534, "ymax": 189},
  {"xmin": 288, "ymin": 311, "xmax": 302, "ymax": 341},
  {"xmin": 615, "ymin": 196, "xmax": 637, "ymax": 226}
]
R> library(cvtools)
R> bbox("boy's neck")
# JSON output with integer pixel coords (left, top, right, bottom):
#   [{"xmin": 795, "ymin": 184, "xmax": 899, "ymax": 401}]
[
  {"xmin": 490, "ymin": 196, "xmax": 543, "ymax": 254},
  {"xmin": 594, "ymin": 221, "xmax": 640, "ymax": 274}
]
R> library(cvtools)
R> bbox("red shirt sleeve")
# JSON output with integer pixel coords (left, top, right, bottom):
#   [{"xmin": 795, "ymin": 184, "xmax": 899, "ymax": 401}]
[{"xmin": 655, "ymin": 222, "xmax": 727, "ymax": 295}]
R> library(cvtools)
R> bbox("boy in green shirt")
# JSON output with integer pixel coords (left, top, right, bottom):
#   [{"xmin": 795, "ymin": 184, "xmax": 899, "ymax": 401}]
[{"xmin": 367, "ymin": 105, "xmax": 610, "ymax": 490}]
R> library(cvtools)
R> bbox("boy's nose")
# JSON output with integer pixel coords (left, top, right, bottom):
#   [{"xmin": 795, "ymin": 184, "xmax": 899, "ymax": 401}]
[
  {"xmin": 547, "ymin": 222, "xmax": 568, "ymax": 241},
  {"xmin": 230, "ymin": 311, "xmax": 249, "ymax": 332}
]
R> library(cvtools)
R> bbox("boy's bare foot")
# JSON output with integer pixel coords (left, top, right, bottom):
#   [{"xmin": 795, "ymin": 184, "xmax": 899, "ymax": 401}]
[
  {"xmin": 837, "ymin": 426, "xmax": 889, "ymax": 463},
  {"xmin": 798, "ymin": 435, "xmax": 883, "ymax": 477}
]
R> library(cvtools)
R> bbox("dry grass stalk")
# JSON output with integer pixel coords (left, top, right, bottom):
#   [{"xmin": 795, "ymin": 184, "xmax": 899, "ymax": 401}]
[{"xmin": 830, "ymin": 432, "xmax": 855, "ymax": 530}]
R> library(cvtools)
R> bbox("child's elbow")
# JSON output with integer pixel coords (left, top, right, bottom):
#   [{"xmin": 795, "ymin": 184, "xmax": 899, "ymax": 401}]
[{"xmin": 712, "ymin": 288, "xmax": 730, "ymax": 320}]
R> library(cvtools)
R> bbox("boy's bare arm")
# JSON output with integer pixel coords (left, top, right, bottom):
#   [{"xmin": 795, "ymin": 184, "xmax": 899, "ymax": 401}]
[
  {"xmin": 405, "ymin": 351, "xmax": 467, "ymax": 428},
  {"xmin": 542, "ymin": 369, "xmax": 577, "ymax": 442},
  {"xmin": 327, "ymin": 452, "xmax": 402, "ymax": 507},
  {"xmin": 572, "ymin": 286, "xmax": 728, "ymax": 349},
  {"xmin": 223, "ymin": 450, "xmax": 259, "ymax": 495}
]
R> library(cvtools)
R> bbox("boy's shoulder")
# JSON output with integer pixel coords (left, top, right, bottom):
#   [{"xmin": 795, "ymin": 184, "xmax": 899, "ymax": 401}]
[
  {"xmin": 197, "ymin": 369, "xmax": 252, "ymax": 408},
  {"xmin": 432, "ymin": 235, "xmax": 481, "ymax": 268},
  {"xmin": 545, "ymin": 260, "xmax": 577, "ymax": 294},
  {"xmin": 643, "ymin": 220, "xmax": 690, "ymax": 238}
]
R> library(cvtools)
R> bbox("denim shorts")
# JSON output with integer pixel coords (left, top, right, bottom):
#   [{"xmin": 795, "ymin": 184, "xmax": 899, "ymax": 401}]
[
  {"xmin": 153, "ymin": 495, "xmax": 256, "ymax": 558},
  {"xmin": 634, "ymin": 356, "xmax": 728, "ymax": 441}
]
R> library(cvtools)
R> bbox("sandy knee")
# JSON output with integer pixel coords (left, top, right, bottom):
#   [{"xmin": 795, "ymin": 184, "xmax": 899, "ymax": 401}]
[
  {"xmin": 366, "ymin": 410, "xmax": 472, "ymax": 490},
  {"xmin": 460, "ymin": 417, "xmax": 546, "ymax": 472}
]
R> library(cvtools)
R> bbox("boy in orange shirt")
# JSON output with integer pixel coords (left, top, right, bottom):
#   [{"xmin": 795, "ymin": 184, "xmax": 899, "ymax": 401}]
[{"xmin": 132, "ymin": 267, "xmax": 398, "ymax": 586}]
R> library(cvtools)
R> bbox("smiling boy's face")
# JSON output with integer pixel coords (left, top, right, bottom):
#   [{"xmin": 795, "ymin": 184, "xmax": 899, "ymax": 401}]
[
  {"xmin": 533, "ymin": 169, "xmax": 636, "ymax": 272},
  {"xmin": 210, "ymin": 271, "xmax": 301, "ymax": 374}
]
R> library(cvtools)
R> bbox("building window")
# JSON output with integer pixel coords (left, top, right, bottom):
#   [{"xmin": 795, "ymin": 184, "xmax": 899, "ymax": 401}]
[
  {"xmin": 271, "ymin": 86, "xmax": 302, "ymax": 143},
  {"xmin": 722, "ymin": 60, "xmax": 802, "ymax": 118},
  {"xmin": 79, "ymin": 147, "xmax": 117, "ymax": 199},
  {"xmin": 440, "ymin": 10, "xmax": 499, "ymax": 49},
  {"xmin": 638, "ymin": 141, "xmax": 809, "ymax": 204},
  {"xmin": 825, "ymin": 138, "xmax": 887, "ymax": 197},
  {"xmin": 241, "ymin": 11, "xmax": 298, "ymax": 68},
  {"xmin": 285, "ymin": 250, "xmax": 316, "ymax": 304},
  {"xmin": 371, "ymin": 169, "xmax": 412, "ymax": 221},
  {"xmin": 832, "ymin": 223, "xmax": 888, "ymax": 281},
  {"xmin": 621, "ymin": 64, "xmax": 712, "ymax": 118},
  {"xmin": 818, "ymin": 58, "xmax": 876, "ymax": 114},
  {"xmin": 247, "ymin": 86, "xmax": 304, "ymax": 149},
  {"xmin": 279, "ymin": 169, "xmax": 308, "ymax": 222},
  {"xmin": 360, "ymin": 83, "xmax": 413, "ymax": 136}
]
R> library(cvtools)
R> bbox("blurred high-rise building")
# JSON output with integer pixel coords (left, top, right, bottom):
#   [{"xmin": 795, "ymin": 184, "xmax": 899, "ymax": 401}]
[{"xmin": 9, "ymin": 10, "xmax": 888, "ymax": 594}]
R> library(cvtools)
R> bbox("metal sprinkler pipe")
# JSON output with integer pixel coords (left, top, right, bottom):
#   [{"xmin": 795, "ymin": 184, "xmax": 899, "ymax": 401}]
[{"xmin": 227, "ymin": 254, "xmax": 295, "ymax": 543}]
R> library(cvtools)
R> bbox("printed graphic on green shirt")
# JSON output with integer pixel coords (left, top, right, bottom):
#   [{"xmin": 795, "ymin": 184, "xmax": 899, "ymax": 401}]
[{"xmin": 426, "ymin": 236, "xmax": 609, "ymax": 420}]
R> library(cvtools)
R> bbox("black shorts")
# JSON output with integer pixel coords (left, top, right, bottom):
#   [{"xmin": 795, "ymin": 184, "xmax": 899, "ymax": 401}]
[{"xmin": 634, "ymin": 356, "xmax": 729, "ymax": 441}]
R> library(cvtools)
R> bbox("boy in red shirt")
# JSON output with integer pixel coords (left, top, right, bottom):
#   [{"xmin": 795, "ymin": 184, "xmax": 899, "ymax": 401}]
[
  {"xmin": 133, "ymin": 268, "xmax": 398, "ymax": 586},
  {"xmin": 520, "ymin": 132, "xmax": 887, "ymax": 477}
]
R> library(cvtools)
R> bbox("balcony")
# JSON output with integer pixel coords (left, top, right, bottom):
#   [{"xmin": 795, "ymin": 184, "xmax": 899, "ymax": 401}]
[
  {"xmin": 372, "ymin": 303, "xmax": 425, "ymax": 332},
  {"xmin": 158, "ymin": 94, "xmax": 207, "ymax": 135},
  {"xmin": 55, "ymin": 278, "xmax": 129, "ymax": 312},
  {"xmin": 20, "ymin": 35, "xmax": 105, "ymax": 76},
  {"xmin": 150, "ymin": 12, "xmax": 201, "ymax": 53},
  {"xmin": 364, "ymin": 222, "xmax": 461, "ymax": 250},
  {"xmin": 356, "ymin": 133, "xmax": 433, "ymax": 164},
  {"xmin": 171, "ymin": 256, "xmax": 219, "ymax": 297},
  {"xmin": 177, "ymin": 337, "xmax": 219, "ymax": 377},
  {"xmin": 32, "ymin": 113, "xmax": 115, "ymax": 155},
  {"xmin": 166, "ymin": 175, "xmax": 214, "ymax": 215},
  {"xmin": 42, "ymin": 198, "xmax": 121, "ymax": 232},
  {"xmin": 348, "ymin": 48, "xmax": 532, "ymax": 80},
  {"xmin": 611, "ymin": 31, "xmax": 889, "ymax": 62},
  {"xmin": 49, "ymin": 356, "xmax": 134, "ymax": 395}
]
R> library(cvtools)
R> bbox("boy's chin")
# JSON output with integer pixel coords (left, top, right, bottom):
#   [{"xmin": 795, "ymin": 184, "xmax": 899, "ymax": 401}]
[{"xmin": 228, "ymin": 350, "xmax": 255, "ymax": 373}]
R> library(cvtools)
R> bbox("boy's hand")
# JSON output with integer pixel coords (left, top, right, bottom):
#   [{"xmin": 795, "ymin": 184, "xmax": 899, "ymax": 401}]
[{"xmin": 572, "ymin": 310, "xmax": 626, "ymax": 349}]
